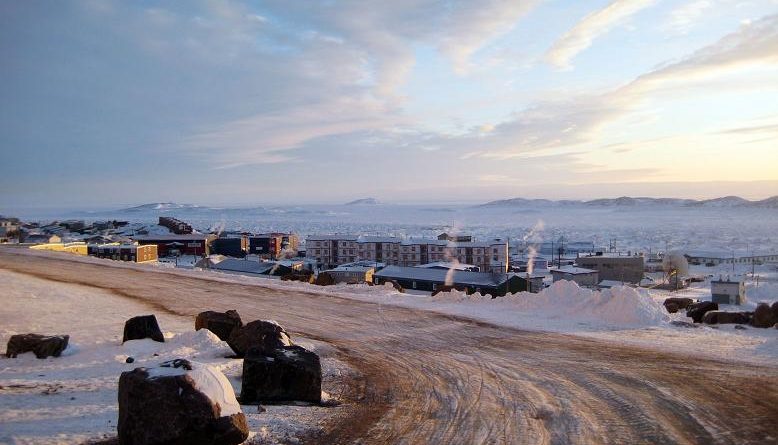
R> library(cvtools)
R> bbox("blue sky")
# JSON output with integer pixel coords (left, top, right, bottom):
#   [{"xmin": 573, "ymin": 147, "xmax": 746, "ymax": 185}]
[{"xmin": 1, "ymin": 0, "xmax": 777, "ymax": 208}]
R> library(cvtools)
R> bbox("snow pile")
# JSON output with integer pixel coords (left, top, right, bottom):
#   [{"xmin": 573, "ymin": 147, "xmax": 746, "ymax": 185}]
[
  {"xmin": 430, "ymin": 280, "xmax": 668, "ymax": 328},
  {"xmin": 121, "ymin": 329, "xmax": 232, "ymax": 361},
  {"xmin": 147, "ymin": 360, "xmax": 242, "ymax": 416}
]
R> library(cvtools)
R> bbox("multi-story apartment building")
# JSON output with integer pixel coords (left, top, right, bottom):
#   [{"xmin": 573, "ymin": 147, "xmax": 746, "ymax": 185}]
[{"xmin": 306, "ymin": 235, "xmax": 509, "ymax": 272}]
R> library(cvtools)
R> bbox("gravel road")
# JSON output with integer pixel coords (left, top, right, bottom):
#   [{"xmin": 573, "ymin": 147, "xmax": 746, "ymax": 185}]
[{"xmin": 1, "ymin": 250, "xmax": 776, "ymax": 445}]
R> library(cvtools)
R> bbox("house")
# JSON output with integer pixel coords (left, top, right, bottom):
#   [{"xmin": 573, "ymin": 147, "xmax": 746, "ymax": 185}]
[
  {"xmin": 550, "ymin": 266, "xmax": 599, "ymax": 287},
  {"xmin": 158, "ymin": 217, "xmax": 193, "ymax": 234},
  {"xmin": 323, "ymin": 265, "xmax": 375, "ymax": 284},
  {"xmin": 211, "ymin": 258, "xmax": 293, "ymax": 277},
  {"xmin": 88, "ymin": 244, "xmax": 158, "ymax": 263},
  {"xmin": 437, "ymin": 232, "xmax": 473, "ymax": 242},
  {"xmin": 576, "ymin": 253, "xmax": 644, "ymax": 284},
  {"xmin": 306, "ymin": 234, "xmax": 509, "ymax": 272},
  {"xmin": 711, "ymin": 278, "xmax": 746, "ymax": 305},
  {"xmin": 211, "ymin": 235, "xmax": 248, "ymax": 257},
  {"xmin": 131, "ymin": 234, "xmax": 215, "ymax": 257},
  {"xmin": 373, "ymin": 265, "xmax": 527, "ymax": 297},
  {"xmin": 685, "ymin": 250, "xmax": 778, "ymax": 266},
  {"xmin": 24, "ymin": 233, "xmax": 62, "ymax": 244},
  {"xmin": 248, "ymin": 233, "xmax": 299, "ymax": 259},
  {"xmin": 0, "ymin": 216, "xmax": 21, "ymax": 235},
  {"xmin": 30, "ymin": 242, "xmax": 88, "ymax": 255}
]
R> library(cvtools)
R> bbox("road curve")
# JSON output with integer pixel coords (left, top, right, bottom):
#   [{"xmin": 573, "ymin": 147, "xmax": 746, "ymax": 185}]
[{"xmin": 1, "ymin": 250, "xmax": 777, "ymax": 445}]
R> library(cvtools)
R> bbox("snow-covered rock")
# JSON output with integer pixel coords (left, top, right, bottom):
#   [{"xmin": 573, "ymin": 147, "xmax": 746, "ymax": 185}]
[{"xmin": 118, "ymin": 359, "xmax": 248, "ymax": 445}]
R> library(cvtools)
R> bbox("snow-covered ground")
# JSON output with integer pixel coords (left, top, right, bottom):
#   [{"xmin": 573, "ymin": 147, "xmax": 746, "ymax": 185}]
[{"xmin": 0, "ymin": 268, "xmax": 353, "ymax": 445}]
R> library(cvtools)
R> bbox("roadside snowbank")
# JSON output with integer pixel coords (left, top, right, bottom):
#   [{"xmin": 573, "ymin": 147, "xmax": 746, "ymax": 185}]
[{"xmin": 429, "ymin": 281, "xmax": 668, "ymax": 328}]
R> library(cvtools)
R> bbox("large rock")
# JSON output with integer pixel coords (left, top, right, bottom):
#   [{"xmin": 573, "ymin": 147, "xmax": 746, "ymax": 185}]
[
  {"xmin": 240, "ymin": 345, "xmax": 321, "ymax": 404},
  {"xmin": 314, "ymin": 272, "xmax": 335, "ymax": 286},
  {"xmin": 227, "ymin": 319, "xmax": 292, "ymax": 357},
  {"xmin": 6, "ymin": 334, "xmax": 69, "ymax": 359},
  {"xmin": 702, "ymin": 311, "xmax": 751, "ymax": 325},
  {"xmin": 686, "ymin": 301, "xmax": 718, "ymax": 323},
  {"xmin": 664, "ymin": 302, "xmax": 679, "ymax": 314},
  {"xmin": 123, "ymin": 315, "xmax": 164, "ymax": 343},
  {"xmin": 772, "ymin": 302, "xmax": 778, "ymax": 320},
  {"xmin": 195, "ymin": 310, "xmax": 243, "ymax": 342},
  {"xmin": 664, "ymin": 297, "xmax": 694, "ymax": 311},
  {"xmin": 751, "ymin": 303, "xmax": 778, "ymax": 328},
  {"xmin": 118, "ymin": 359, "xmax": 248, "ymax": 445}
]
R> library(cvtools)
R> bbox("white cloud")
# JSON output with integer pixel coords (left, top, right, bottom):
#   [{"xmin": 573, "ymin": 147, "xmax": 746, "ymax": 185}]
[
  {"xmin": 664, "ymin": 0, "xmax": 712, "ymax": 35},
  {"xmin": 545, "ymin": 0, "xmax": 657, "ymax": 69}
]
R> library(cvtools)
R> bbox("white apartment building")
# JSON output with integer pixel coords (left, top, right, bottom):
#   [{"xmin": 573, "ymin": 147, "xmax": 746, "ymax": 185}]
[{"xmin": 305, "ymin": 235, "xmax": 509, "ymax": 272}]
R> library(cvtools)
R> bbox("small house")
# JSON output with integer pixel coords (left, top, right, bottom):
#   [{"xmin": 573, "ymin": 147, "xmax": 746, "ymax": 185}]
[
  {"xmin": 550, "ymin": 266, "xmax": 599, "ymax": 287},
  {"xmin": 711, "ymin": 278, "xmax": 746, "ymax": 305},
  {"xmin": 324, "ymin": 265, "xmax": 375, "ymax": 284},
  {"xmin": 374, "ymin": 265, "xmax": 527, "ymax": 297}
]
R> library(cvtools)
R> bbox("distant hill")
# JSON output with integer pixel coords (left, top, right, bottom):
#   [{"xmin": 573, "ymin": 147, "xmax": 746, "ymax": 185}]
[
  {"xmin": 118, "ymin": 202, "xmax": 201, "ymax": 212},
  {"xmin": 479, "ymin": 195, "xmax": 778, "ymax": 209},
  {"xmin": 345, "ymin": 198, "xmax": 380, "ymax": 205}
]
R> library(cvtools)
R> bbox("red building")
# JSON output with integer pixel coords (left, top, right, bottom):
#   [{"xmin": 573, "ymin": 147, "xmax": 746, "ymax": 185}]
[{"xmin": 131, "ymin": 234, "xmax": 215, "ymax": 257}]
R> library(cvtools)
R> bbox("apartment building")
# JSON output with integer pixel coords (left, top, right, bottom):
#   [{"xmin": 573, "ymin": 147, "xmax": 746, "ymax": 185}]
[{"xmin": 306, "ymin": 235, "xmax": 509, "ymax": 272}]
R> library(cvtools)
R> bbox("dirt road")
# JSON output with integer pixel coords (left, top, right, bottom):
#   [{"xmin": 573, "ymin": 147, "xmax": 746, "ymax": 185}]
[{"xmin": 1, "ymin": 250, "xmax": 776, "ymax": 444}]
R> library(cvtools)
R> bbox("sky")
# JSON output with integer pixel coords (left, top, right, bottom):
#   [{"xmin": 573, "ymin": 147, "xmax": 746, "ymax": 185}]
[{"xmin": 1, "ymin": 0, "xmax": 777, "ymax": 208}]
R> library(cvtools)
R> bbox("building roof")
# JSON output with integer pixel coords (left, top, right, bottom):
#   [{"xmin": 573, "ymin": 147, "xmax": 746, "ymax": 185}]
[
  {"xmin": 329, "ymin": 265, "xmax": 375, "ymax": 273},
  {"xmin": 211, "ymin": 259, "xmax": 281, "ymax": 275},
  {"xmin": 375, "ymin": 265, "xmax": 512, "ymax": 287},
  {"xmin": 551, "ymin": 266, "xmax": 598, "ymax": 275},
  {"xmin": 416, "ymin": 262, "xmax": 478, "ymax": 271},
  {"xmin": 598, "ymin": 280, "xmax": 632, "ymax": 288}
]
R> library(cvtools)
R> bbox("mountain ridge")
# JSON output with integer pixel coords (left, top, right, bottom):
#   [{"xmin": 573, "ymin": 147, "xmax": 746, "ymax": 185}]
[{"xmin": 479, "ymin": 195, "xmax": 778, "ymax": 208}]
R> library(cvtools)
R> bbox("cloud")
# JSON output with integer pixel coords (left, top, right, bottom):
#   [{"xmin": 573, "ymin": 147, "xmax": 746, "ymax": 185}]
[
  {"xmin": 545, "ymin": 0, "xmax": 657, "ymax": 69},
  {"xmin": 664, "ymin": 0, "xmax": 712, "ymax": 35},
  {"xmin": 472, "ymin": 13, "xmax": 778, "ymax": 160}
]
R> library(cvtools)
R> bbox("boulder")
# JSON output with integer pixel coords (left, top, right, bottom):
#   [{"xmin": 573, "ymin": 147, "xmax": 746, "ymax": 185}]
[
  {"xmin": 751, "ymin": 303, "xmax": 778, "ymax": 328},
  {"xmin": 686, "ymin": 301, "xmax": 718, "ymax": 323},
  {"xmin": 195, "ymin": 310, "xmax": 243, "ymax": 342},
  {"xmin": 663, "ymin": 297, "xmax": 694, "ymax": 311},
  {"xmin": 702, "ymin": 311, "xmax": 751, "ymax": 325},
  {"xmin": 314, "ymin": 272, "xmax": 335, "ymax": 286},
  {"xmin": 240, "ymin": 345, "xmax": 321, "ymax": 404},
  {"xmin": 664, "ymin": 302, "xmax": 679, "ymax": 314},
  {"xmin": 6, "ymin": 334, "xmax": 69, "ymax": 359},
  {"xmin": 772, "ymin": 302, "xmax": 778, "ymax": 320},
  {"xmin": 123, "ymin": 315, "xmax": 164, "ymax": 343},
  {"xmin": 669, "ymin": 320, "xmax": 699, "ymax": 328},
  {"xmin": 227, "ymin": 320, "xmax": 292, "ymax": 357},
  {"xmin": 118, "ymin": 359, "xmax": 248, "ymax": 445}
]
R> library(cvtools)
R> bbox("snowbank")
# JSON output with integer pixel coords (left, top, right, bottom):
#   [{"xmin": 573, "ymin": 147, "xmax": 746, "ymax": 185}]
[
  {"xmin": 429, "ymin": 281, "xmax": 668, "ymax": 328},
  {"xmin": 747, "ymin": 282, "xmax": 778, "ymax": 304}
]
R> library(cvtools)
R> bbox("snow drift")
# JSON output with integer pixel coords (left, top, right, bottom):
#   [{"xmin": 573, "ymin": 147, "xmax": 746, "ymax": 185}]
[{"xmin": 429, "ymin": 280, "xmax": 669, "ymax": 328}]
